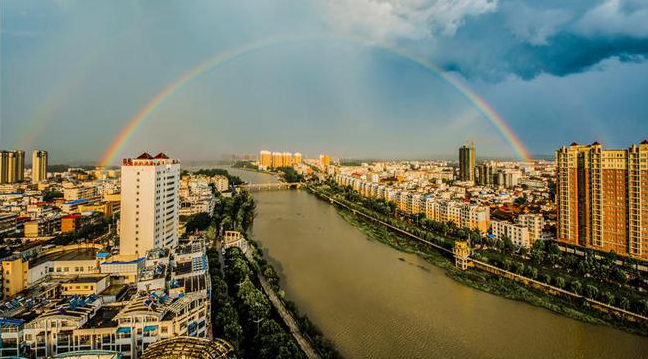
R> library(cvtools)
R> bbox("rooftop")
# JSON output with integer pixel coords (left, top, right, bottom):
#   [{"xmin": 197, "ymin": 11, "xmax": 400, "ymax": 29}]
[
  {"xmin": 30, "ymin": 248, "xmax": 99, "ymax": 268},
  {"xmin": 80, "ymin": 306, "xmax": 121, "ymax": 329},
  {"xmin": 140, "ymin": 336, "xmax": 236, "ymax": 359},
  {"xmin": 63, "ymin": 199, "xmax": 89, "ymax": 205},
  {"xmin": 67, "ymin": 275, "xmax": 108, "ymax": 284},
  {"xmin": 51, "ymin": 350, "xmax": 122, "ymax": 359}
]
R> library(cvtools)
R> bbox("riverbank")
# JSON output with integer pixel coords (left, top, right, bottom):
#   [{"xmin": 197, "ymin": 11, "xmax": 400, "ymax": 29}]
[
  {"xmin": 200, "ymin": 174, "xmax": 343, "ymax": 358},
  {"xmin": 245, "ymin": 237, "xmax": 344, "ymax": 359},
  {"xmin": 311, "ymin": 188, "xmax": 648, "ymax": 337}
]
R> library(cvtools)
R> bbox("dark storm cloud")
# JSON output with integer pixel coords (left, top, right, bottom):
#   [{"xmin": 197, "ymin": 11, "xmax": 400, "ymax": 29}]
[
  {"xmin": 438, "ymin": 31, "xmax": 648, "ymax": 80},
  {"xmin": 327, "ymin": 0, "xmax": 648, "ymax": 81},
  {"xmin": 423, "ymin": 0, "xmax": 648, "ymax": 81}
]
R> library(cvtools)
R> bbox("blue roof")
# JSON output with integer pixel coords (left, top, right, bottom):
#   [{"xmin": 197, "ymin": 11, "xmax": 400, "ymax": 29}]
[
  {"xmin": 116, "ymin": 327, "xmax": 131, "ymax": 334},
  {"xmin": 143, "ymin": 325, "xmax": 157, "ymax": 332},
  {"xmin": 0, "ymin": 318, "xmax": 25, "ymax": 326},
  {"xmin": 103, "ymin": 257, "xmax": 145, "ymax": 265},
  {"xmin": 64, "ymin": 199, "xmax": 89, "ymax": 205}
]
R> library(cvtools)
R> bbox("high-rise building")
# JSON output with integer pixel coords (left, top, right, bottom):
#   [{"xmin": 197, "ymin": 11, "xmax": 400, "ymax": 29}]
[
  {"xmin": 319, "ymin": 154, "xmax": 330, "ymax": 168},
  {"xmin": 477, "ymin": 161, "xmax": 494, "ymax": 186},
  {"xmin": 0, "ymin": 151, "xmax": 7, "ymax": 184},
  {"xmin": 32, "ymin": 150, "xmax": 48, "ymax": 182},
  {"xmin": 294, "ymin": 152, "xmax": 303, "ymax": 165},
  {"xmin": 272, "ymin": 152, "xmax": 283, "ymax": 168},
  {"xmin": 120, "ymin": 152, "xmax": 180, "ymax": 257},
  {"xmin": 14, "ymin": 150, "xmax": 25, "ymax": 182},
  {"xmin": 282, "ymin": 152, "xmax": 293, "ymax": 167},
  {"xmin": 495, "ymin": 169, "xmax": 521, "ymax": 188},
  {"xmin": 258, "ymin": 150, "xmax": 272, "ymax": 168},
  {"xmin": 459, "ymin": 142, "xmax": 476, "ymax": 182},
  {"xmin": 0, "ymin": 150, "xmax": 25, "ymax": 184},
  {"xmin": 556, "ymin": 141, "xmax": 648, "ymax": 259}
]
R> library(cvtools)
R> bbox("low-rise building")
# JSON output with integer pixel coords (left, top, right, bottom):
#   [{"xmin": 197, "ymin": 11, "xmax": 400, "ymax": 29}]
[
  {"xmin": 0, "ymin": 212, "xmax": 18, "ymax": 237},
  {"xmin": 61, "ymin": 275, "xmax": 110, "ymax": 296},
  {"xmin": 24, "ymin": 215, "xmax": 61, "ymax": 238},
  {"xmin": 491, "ymin": 220, "xmax": 531, "ymax": 248}
]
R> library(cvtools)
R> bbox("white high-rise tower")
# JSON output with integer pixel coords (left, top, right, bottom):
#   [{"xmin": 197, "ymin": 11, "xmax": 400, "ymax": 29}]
[{"xmin": 120, "ymin": 152, "xmax": 180, "ymax": 256}]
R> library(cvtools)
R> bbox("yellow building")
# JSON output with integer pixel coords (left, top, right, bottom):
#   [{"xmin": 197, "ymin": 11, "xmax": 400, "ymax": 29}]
[
  {"xmin": 282, "ymin": 152, "xmax": 293, "ymax": 167},
  {"xmin": 0, "ymin": 150, "xmax": 25, "ymax": 184},
  {"xmin": 24, "ymin": 217, "xmax": 61, "ymax": 238},
  {"xmin": 319, "ymin": 154, "xmax": 331, "ymax": 168},
  {"xmin": 453, "ymin": 241, "xmax": 471, "ymax": 270},
  {"xmin": 259, "ymin": 150, "xmax": 272, "ymax": 168},
  {"xmin": 61, "ymin": 275, "xmax": 109, "ymax": 296},
  {"xmin": 32, "ymin": 150, "xmax": 48, "ymax": 183},
  {"xmin": 79, "ymin": 201, "xmax": 116, "ymax": 219},
  {"xmin": 425, "ymin": 199, "xmax": 489, "ymax": 234},
  {"xmin": 272, "ymin": 152, "xmax": 283, "ymax": 168},
  {"xmin": 61, "ymin": 214, "xmax": 82, "ymax": 233},
  {"xmin": 294, "ymin": 152, "xmax": 303, "ymax": 165},
  {"xmin": 24, "ymin": 220, "xmax": 40, "ymax": 238},
  {"xmin": 1, "ymin": 257, "xmax": 28, "ymax": 298},
  {"xmin": 104, "ymin": 193, "xmax": 121, "ymax": 202}
]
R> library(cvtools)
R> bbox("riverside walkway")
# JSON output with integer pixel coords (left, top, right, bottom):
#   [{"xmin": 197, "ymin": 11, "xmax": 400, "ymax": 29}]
[{"xmin": 244, "ymin": 249, "xmax": 322, "ymax": 359}]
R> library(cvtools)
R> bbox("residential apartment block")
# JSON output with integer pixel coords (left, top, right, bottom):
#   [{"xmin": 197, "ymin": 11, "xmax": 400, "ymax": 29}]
[
  {"xmin": 120, "ymin": 153, "xmax": 180, "ymax": 256},
  {"xmin": 556, "ymin": 141, "xmax": 648, "ymax": 259},
  {"xmin": 335, "ymin": 174, "xmax": 490, "ymax": 233},
  {"xmin": 32, "ymin": 150, "xmax": 48, "ymax": 183}
]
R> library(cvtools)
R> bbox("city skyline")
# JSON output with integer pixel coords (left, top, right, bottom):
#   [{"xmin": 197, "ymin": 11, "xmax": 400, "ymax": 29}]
[
  {"xmin": 2, "ymin": 1, "xmax": 648, "ymax": 358},
  {"xmin": 2, "ymin": 0, "xmax": 648, "ymax": 163}
]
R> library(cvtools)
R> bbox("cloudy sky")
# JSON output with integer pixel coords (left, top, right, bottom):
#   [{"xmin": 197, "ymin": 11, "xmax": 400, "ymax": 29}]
[{"xmin": 1, "ymin": 0, "xmax": 647, "ymax": 164}]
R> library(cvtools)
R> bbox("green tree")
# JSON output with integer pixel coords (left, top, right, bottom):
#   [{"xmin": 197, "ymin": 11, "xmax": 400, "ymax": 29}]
[
  {"xmin": 530, "ymin": 240, "xmax": 545, "ymax": 264},
  {"xmin": 501, "ymin": 259, "xmax": 512, "ymax": 271},
  {"xmin": 206, "ymin": 225, "xmax": 218, "ymax": 240},
  {"xmin": 610, "ymin": 266, "xmax": 627, "ymax": 285},
  {"xmin": 570, "ymin": 280, "xmax": 582, "ymax": 294},
  {"xmin": 255, "ymin": 320, "xmax": 304, "ymax": 359},
  {"xmin": 618, "ymin": 297, "xmax": 630, "ymax": 310},
  {"xmin": 502, "ymin": 237, "xmax": 515, "ymax": 254},
  {"xmin": 583, "ymin": 284, "xmax": 599, "ymax": 299},
  {"xmin": 184, "ymin": 212, "xmax": 211, "ymax": 234},
  {"xmin": 636, "ymin": 300, "xmax": 648, "ymax": 316},
  {"xmin": 601, "ymin": 291, "xmax": 615, "ymax": 305}
]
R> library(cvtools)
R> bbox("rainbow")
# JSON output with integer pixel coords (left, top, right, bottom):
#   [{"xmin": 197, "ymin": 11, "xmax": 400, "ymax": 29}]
[{"xmin": 99, "ymin": 35, "xmax": 531, "ymax": 166}]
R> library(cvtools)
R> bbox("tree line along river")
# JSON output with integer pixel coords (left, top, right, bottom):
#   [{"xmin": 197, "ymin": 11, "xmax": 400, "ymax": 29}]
[{"xmin": 223, "ymin": 167, "xmax": 648, "ymax": 359}]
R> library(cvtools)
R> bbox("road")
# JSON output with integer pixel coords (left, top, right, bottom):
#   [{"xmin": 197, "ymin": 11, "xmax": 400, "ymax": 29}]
[{"xmin": 244, "ymin": 249, "xmax": 322, "ymax": 359}]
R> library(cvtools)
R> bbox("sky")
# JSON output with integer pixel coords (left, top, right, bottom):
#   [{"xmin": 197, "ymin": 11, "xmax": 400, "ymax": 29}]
[{"xmin": 1, "ymin": 0, "xmax": 647, "ymax": 164}]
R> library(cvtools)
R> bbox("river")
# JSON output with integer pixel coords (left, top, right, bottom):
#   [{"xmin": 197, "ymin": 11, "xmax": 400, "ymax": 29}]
[{"xmin": 224, "ymin": 167, "xmax": 648, "ymax": 359}]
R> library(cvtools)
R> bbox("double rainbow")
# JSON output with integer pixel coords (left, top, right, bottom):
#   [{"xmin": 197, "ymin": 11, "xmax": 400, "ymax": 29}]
[{"xmin": 99, "ymin": 35, "xmax": 531, "ymax": 166}]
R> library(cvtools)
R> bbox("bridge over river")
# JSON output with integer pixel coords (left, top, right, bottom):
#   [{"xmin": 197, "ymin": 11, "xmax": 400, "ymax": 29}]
[{"xmin": 236, "ymin": 182, "xmax": 302, "ymax": 192}]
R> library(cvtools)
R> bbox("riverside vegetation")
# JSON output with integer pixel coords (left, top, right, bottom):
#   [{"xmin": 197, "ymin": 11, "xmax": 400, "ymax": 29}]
[
  {"xmin": 308, "ymin": 179, "xmax": 648, "ymax": 336},
  {"xmin": 184, "ymin": 173, "xmax": 343, "ymax": 358}
]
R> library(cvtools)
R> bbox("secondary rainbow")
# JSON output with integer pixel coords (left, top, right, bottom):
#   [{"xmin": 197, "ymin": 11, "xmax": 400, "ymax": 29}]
[
  {"xmin": 18, "ymin": 26, "xmax": 136, "ymax": 150},
  {"xmin": 99, "ymin": 35, "xmax": 531, "ymax": 166}
]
